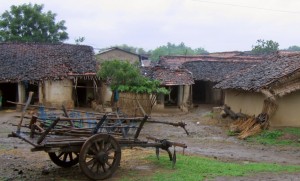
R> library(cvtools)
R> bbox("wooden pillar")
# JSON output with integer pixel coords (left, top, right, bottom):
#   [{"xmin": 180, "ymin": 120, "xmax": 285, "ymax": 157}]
[
  {"xmin": 38, "ymin": 82, "xmax": 43, "ymax": 104},
  {"xmin": 182, "ymin": 85, "xmax": 190, "ymax": 106},
  {"xmin": 17, "ymin": 82, "xmax": 26, "ymax": 111},
  {"xmin": 158, "ymin": 93, "xmax": 165, "ymax": 108},
  {"xmin": 177, "ymin": 85, "xmax": 183, "ymax": 106}
]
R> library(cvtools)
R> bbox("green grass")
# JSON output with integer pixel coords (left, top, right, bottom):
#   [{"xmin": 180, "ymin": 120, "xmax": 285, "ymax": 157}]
[
  {"xmin": 246, "ymin": 127, "xmax": 300, "ymax": 146},
  {"xmin": 145, "ymin": 154, "xmax": 300, "ymax": 181},
  {"xmin": 283, "ymin": 127, "xmax": 300, "ymax": 136},
  {"xmin": 203, "ymin": 112, "xmax": 213, "ymax": 118},
  {"xmin": 227, "ymin": 130, "xmax": 238, "ymax": 136}
]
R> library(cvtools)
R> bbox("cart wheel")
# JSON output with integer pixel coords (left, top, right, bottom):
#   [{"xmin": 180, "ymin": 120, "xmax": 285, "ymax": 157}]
[
  {"xmin": 79, "ymin": 134, "xmax": 121, "ymax": 180},
  {"xmin": 48, "ymin": 152, "xmax": 79, "ymax": 168}
]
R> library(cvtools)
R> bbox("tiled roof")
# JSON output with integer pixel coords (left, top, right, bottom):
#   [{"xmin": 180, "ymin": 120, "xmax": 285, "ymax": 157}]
[
  {"xmin": 215, "ymin": 52, "xmax": 300, "ymax": 91},
  {"xmin": 159, "ymin": 52, "xmax": 265, "ymax": 69},
  {"xmin": 0, "ymin": 42, "xmax": 96, "ymax": 82},
  {"xmin": 183, "ymin": 61, "xmax": 256, "ymax": 83},
  {"xmin": 141, "ymin": 66, "xmax": 194, "ymax": 86}
]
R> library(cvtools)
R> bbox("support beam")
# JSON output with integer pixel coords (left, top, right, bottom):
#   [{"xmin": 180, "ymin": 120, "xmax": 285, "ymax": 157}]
[
  {"xmin": 17, "ymin": 82, "xmax": 26, "ymax": 111},
  {"xmin": 177, "ymin": 85, "xmax": 183, "ymax": 106}
]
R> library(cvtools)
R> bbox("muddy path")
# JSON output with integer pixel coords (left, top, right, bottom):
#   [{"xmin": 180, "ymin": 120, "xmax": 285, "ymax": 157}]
[
  {"xmin": 0, "ymin": 106, "xmax": 300, "ymax": 180},
  {"xmin": 142, "ymin": 107, "xmax": 300, "ymax": 165}
]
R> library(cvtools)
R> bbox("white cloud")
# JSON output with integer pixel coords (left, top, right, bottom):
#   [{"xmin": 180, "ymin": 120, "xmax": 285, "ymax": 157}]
[{"xmin": 1, "ymin": 0, "xmax": 300, "ymax": 52}]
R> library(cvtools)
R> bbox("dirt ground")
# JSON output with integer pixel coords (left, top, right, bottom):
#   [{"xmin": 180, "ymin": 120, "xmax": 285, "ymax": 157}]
[{"xmin": 0, "ymin": 105, "xmax": 300, "ymax": 181}]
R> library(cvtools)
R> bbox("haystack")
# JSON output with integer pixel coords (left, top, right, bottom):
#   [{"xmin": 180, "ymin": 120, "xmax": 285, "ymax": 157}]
[{"xmin": 228, "ymin": 99, "xmax": 277, "ymax": 139}]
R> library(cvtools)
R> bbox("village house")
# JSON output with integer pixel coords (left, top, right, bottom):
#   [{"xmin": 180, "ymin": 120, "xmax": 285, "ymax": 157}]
[
  {"xmin": 96, "ymin": 47, "xmax": 148, "ymax": 64},
  {"xmin": 96, "ymin": 47, "xmax": 148, "ymax": 104},
  {"xmin": 141, "ymin": 65, "xmax": 194, "ymax": 111},
  {"xmin": 0, "ymin": 42, "xmax": 98, "ymax": 109},
  {"xmin": 215, "ymin": 51, "xmax": 300, "ymax": 127},
  {"xmin": 151, "ymin": 52, "xmax": 265, "ymax": 110}
]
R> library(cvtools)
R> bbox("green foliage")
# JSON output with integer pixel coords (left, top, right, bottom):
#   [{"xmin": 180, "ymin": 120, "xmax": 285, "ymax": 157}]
[
  {"xmin": 75, "ymin": 36, "xmax": 85, "ymax": 45},
  {"xmin": 246, "ymin": 128, "xmax": 300, "ymax": 146},
  {"xmin": 150, "ymin": 42, "xmax": 209, "ymax": 61},
  {"xmin": 286, "ymin": 45, "xmax": 300, "ymax": 51},
  {"xmin": 0, "ymin": 3, "xmax": 68, "ymax": 42},
  {"xmin": 251, "ymin": 39, "xmax": 279, "ymax": 54},
  {"xmin": 97, "ymin": 60, "xmax": 168, "ymax": 94},
  {"xmin": 194, "ymin": 47, "xmax": 209, "ymax": 54},
  {"xmin": 144, "ymin": 154, "xmax": 300, "ymax": 181}
]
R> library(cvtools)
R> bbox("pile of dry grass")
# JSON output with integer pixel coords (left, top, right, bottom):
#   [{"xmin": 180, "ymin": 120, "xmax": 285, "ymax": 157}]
[
  {"xmin": 229, "ymin": 113, "xmax": 270, "ymax": 139},
  {"xmin": 228, "ymin": 99, "xmax": 277, "ymax": 139}
]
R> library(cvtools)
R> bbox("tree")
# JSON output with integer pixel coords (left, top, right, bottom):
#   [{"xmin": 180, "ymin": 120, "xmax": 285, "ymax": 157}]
[
  {"xmin": 150, "ymin": 42, "xmax": 208, "ymax": 61},
  {"xmin": 251, "ymin": 39, "xmax": 279, "ymax": 54},
  {"xmin": 0, "ymin": 3, "xmax": 68, "ymax": 43},
  {"xmin": 286, "ymin": 45, "xmax": 300, "ymax": 51},
  {"xmin": 194, "ymin": 47, "xmax": 209, "ymax": 55},
  {"xmin": 98, "ymin": 60, "xmax": 168, "ymax": 94},
  {"xmin": 75, "ymin": 36, "xmax": 85, "ymax": 45},
  {"xmin": 115, "ymin": 44, "xmax": 147, "ymax": 54}
]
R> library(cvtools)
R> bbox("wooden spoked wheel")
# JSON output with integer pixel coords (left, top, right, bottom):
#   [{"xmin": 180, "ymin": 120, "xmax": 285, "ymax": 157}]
[
  {"xmin": 48, "ymin": 152, "xmax": 79, "ymax": 168},
  {"xmin": 79, "ymin": 134, "xmax": 121, "ymax": 180}
]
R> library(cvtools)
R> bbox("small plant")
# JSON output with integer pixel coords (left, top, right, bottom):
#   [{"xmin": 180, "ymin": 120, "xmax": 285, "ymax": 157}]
[{"xmin": 227, "ymin": 130, "xmax": 238, "ymax": 136}]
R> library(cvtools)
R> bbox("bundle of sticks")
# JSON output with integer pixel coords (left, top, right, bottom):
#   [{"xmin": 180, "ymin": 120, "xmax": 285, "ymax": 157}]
[
  {"xmin": 228, "ymin": 100, "xmax": 277, "ymax": 140},
  {"xmin": 229, "ymin": 113, "xmax": 270, "ymax": 139}
]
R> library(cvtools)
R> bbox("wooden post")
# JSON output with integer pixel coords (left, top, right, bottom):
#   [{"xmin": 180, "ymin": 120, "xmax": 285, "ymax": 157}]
[
  {"xmin": 177, "ymin": 85, "xmax": 183, "ymax": 106},
  {"xmin": 134, "ymin": 115, "xmax": 148, "ymax": 139},
  {"xmin": 62, "ymin": 105, "xmax": 74, "ymax": 127},
  {"xmin": 17, "ymin": 91, "xmax": 34, "ymax": 133},
  {"xmin": 29, "ymin": 115, "xmax": 37, "ymax": 129},
  {"xmin": 37, "ymin": 118, "xmax": 60, "ymax": 144}
]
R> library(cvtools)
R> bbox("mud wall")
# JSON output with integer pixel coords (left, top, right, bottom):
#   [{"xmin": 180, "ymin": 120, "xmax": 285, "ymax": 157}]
[
  {"xmin": 96, "ymin": 49, "xmax": 139, "ymax": 64},
  {"xmin": 43, "ymin": 79, "xmax": 74, "ymax": 108},
  {"xmin": 100, "ymin": 82, "xmax": 112, "ymax": 105},
  {"xmin": 272, "ymin": 90, "xmax": 300, "ymax": 127},
  {"xmin": 224, "ymin": 90, "xmax": 300, "ymax": 127}
]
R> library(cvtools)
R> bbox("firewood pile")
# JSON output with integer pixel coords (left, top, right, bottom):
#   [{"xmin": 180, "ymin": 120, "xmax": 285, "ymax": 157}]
[
  {"xmin": 227, "ymin": 100, "xmax": 278, "ymax": 139},
  {"xmin": 229, "ymin": 113, "xmax": 269, "ymax": 139}
]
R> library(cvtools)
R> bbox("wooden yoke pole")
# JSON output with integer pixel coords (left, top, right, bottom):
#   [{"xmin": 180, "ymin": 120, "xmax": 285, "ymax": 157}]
[{"xmin": 17, "ymin": 91, "xmax": 34, "ymax": 133}]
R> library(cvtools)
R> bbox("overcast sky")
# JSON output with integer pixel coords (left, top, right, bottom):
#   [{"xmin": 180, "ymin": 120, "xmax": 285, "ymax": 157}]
[{"xmin": 1, "ymin": 0, "xmax": 300, "ymax": 52}]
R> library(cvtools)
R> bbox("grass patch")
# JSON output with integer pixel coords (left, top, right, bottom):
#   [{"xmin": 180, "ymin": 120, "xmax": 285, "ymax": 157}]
[
  {"xmin": 246, "ymin": 127, "xmax": 300, "ymax": 146},
  {"xmin": 203, "ymin": 112, "xmax": 213, "ymax": 118},
  {"xmin": 227, "ymin": 130, "xmax": 238, "ymax": 136},
  {"xmin": 283, "ymin": 127, "xmax": 300, "ymax": 136},
  {"xmin": 146, "ymin": 154, "xmax": 300, "ymax": 181}
]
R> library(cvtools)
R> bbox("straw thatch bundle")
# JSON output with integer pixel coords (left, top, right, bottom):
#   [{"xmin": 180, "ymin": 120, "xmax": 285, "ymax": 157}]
[
  {"xmin": 238, "ymin": 124, "xmax": 262, "ymax": 139},
  {"xmin": 228, "ymin": 99, "xmax": 276, "ymax": 139},
  {"xmin": 229, "ymin": 115, "xmax": 269, "ymax": 139}
]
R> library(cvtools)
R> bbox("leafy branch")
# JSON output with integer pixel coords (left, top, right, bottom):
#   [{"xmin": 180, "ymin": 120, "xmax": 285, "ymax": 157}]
[{"xmin": 97, "ymin": 60, "xmax": 169, "ymax": 94}]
